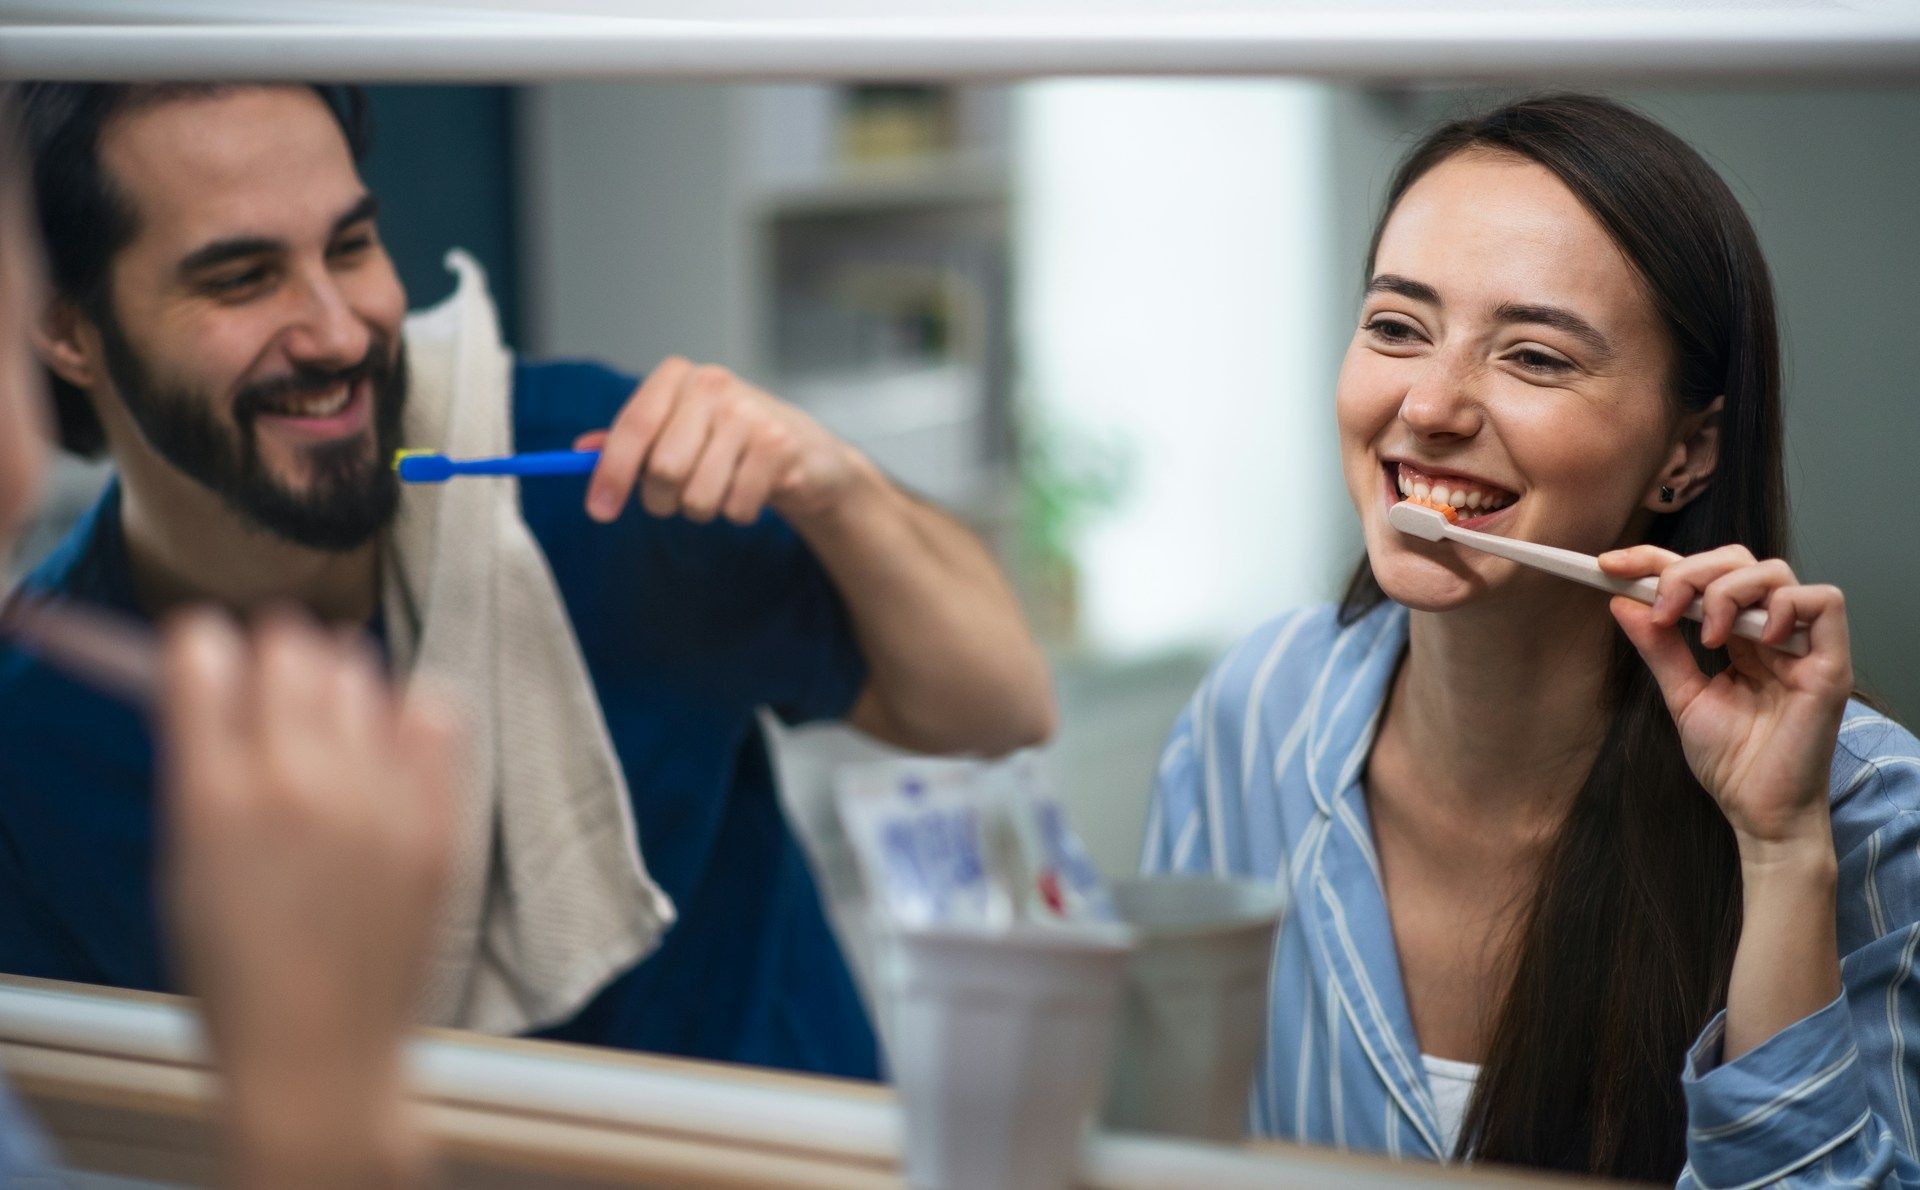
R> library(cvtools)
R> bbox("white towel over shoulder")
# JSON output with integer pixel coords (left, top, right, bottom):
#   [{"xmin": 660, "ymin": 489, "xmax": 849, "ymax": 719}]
[{"xmin": 384, "ymin": 251, "xmax": 673, "ymax": 1035}]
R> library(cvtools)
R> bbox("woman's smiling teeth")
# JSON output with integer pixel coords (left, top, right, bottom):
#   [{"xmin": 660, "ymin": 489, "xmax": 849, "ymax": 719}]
[{"xmin": 1392, "ymin": 462, "xmax": 1516, "ymax": 517}]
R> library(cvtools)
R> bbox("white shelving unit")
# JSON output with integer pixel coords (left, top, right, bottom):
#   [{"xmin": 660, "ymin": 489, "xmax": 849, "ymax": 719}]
[
  {"xmin": 740, "ymin": 85, "xmax": 1015, "ymax": 527},
  {"xmin": 748, "ymin": 151, "xmax": 1009, "ymax": 220},
  {"xmin": 521, "ymin": 81, "xmax": 1018, "ymax": 530}
]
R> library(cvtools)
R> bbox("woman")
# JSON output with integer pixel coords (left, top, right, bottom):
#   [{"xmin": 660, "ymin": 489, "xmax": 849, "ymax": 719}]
[
  {"xmin": 1143, "ymin": 93, "xmax": 1920, "ymax": 1185},
  {"xmin": 0, "ymin": 108, "xmax": 454, "ymax": 1186}
]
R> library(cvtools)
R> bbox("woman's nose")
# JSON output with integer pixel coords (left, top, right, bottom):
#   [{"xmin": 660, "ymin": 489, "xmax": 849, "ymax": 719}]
[{"xmin": 1397, "ymin": 354, "xmax": 1484, "ymax": 441}]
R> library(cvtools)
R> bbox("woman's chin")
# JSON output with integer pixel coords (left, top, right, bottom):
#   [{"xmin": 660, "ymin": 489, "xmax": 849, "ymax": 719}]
[{"xmin": 1367, "ymin": 550, "xmax": 1486, "ymax": 613}]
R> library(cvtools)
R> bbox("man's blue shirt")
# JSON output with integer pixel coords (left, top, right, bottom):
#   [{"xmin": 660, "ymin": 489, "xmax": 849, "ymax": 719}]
[{"xmin": 0, "ymin": 358, "xmax": 879, "ymax": 1080}]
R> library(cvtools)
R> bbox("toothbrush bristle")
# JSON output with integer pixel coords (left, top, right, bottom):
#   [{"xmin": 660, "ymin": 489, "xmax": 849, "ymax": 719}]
[
  {"xmin": 394, "ymin": 452, "xmax": 454, "ymax": 483},
  {"xmin": 1388, "ymin": 499, "xmax": 1454, "ymax": 541},
  {"xmin": 1409, "ymin": 496, "xmax": 1459, "ymax": 523}
]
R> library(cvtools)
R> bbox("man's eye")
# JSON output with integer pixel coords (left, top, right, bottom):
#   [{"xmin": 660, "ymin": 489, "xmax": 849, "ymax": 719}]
[
  {"xmin": 205, "ymin": 269, "xmax": 267, "ymax": 295},
  {"xmin": 330, "ymin": 234, "xmax": 373, "ymax": 259}
]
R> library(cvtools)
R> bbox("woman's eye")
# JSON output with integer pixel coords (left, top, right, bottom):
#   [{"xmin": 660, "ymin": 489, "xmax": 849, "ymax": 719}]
[
  {"xmin": 1511, "ymin": 348, "xmax": 1573, "ymax": 374},
  {"xmin": 1364, "ymin": 317, "xmax": 1423, "ymax": 345}
]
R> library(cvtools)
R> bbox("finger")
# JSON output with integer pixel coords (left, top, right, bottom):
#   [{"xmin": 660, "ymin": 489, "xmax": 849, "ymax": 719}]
[
  {"xmin": 721, "ymin": 428, "xmax": 787, "ymax": 525},
  {"xmin": 573, "ymin": 430, "xmax": 609, "ymax": 453},
  {"xmin": 587, "ymin": 357, "xmax": 691, "ymax": 522},
  {"xmin": 318, "ymin": 634, "xmax": 390, "ymax": 797},
  {"xmin": 158, "ymin": 609, "xmax": 249, "ymax": 825},
  {"xmin": 1646, "ymin": 545, "xmax": 1761, "ymax": 626},
  {"xmin": 640, "ymin": 370, "xmax": 725, "ymax": 519},
  {"xmin": 1763, "ymin": 586, "xmax": 1801, "ymax": 646},
  {"xmin": 1770, "ymin": 584, "xmax": 1851, "ymax": 681},
  {"xmin": 393, "ymin": 684, "xmax": 463, "ymax": 897},
  {"xmin": 1698, "ymin": 559, "xmax": 1796, "ymax": 649},
  {"xmin": 253, "ymin": 611, "xmax": 331, "ymax": 807},
  {"xmin": 1595, "ymin": 543, "xmax": 1684, "ymax": 578},
  {"xmin": 677, "ymin": 408, "xmax": 751, "ymax": 523},
  {"xmin": 1721, "ymin": 629, "xmax": 1786, "ymax": 683},
  {"xmin": 770, "ymin": 450, "xmax": 815, "ymax": 504},
  {"xmin": 1610, "ymin": 596, "xmax": 1710, "ymax": 717}
]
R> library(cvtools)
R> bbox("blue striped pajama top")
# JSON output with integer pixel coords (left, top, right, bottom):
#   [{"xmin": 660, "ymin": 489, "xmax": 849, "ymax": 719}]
[{"xmin": 1142, "ymin": 599, "xmax": 1920, "ymax": 1187}]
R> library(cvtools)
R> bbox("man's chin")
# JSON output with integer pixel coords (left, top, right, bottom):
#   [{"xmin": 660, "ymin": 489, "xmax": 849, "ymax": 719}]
[{"xmin": 229, "ymin": 468, "xmax": 400, "ymax": 553}]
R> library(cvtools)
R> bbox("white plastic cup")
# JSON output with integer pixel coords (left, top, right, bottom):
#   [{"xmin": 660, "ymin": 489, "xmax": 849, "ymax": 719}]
[
  {"xmin": 882, "ymin": 922, "xmax": 1135, "ymax": 1190},
  {"xmin": 1101, "ymin": 876, "xmax": 1287, "ymax": 1141}
]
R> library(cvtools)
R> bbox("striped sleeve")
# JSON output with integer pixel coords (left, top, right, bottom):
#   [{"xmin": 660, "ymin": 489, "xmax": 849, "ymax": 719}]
[
  {"xmin": 1679, "ymin": 997, "xmax": 1903, "ymax": 1188},
  {"xmin": 1139, "ymin": 607, "xmax": 1322, "ymax": 880},
  {"xmin": 1141, "ymin": 695, "xmax": 1208, "ymax": 876},
  {"xmin": 1678, "ymin": 712, "xmax": 1920, "ymax": 1188}
]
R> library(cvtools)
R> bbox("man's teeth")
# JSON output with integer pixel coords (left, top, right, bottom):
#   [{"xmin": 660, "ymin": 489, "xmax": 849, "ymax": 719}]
[
  {"xmin": 1394, "ymin": 469, "xmax": 1515, "ymax": 516},
  {"xmin": 266, "ymin": 385, "xmax": 352, "ymax": 419}
]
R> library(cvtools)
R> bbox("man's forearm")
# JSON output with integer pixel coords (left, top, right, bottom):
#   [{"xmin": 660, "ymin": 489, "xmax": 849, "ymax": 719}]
[{"xmin": 788, "ymin": 452, "xmax": 1055, "ymax": 755}]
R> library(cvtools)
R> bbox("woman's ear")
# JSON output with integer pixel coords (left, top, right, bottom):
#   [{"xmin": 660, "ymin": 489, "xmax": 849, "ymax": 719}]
[
  {"xmin": 34, "ymin": 298, "xmax": 101, "ymax": 393},
  {"xmin": 1646, "ymin": 395, "xmax": 1723, "ymax": 513}
]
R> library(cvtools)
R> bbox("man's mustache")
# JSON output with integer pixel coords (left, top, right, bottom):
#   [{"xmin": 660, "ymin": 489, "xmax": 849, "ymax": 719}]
[{"xmin": 234, "ymin": 340, "xmax": 394, "ymax": 421}]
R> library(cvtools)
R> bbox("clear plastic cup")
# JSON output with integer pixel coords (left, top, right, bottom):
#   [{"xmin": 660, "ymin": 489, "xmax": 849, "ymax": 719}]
[
  {"xmin": 1101, "ymin": 876, "xmax": 1287, "ymax": 1141},
  {"xmin": 882, "ymin": 922, "xmax": 1135, "ymax": 1190}
]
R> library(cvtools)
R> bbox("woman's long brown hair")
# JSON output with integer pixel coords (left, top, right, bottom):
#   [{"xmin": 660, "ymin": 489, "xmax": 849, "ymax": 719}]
[{"xmin": 1339, "ymin": 94, "xmax": 1786, "ymax": 1180}]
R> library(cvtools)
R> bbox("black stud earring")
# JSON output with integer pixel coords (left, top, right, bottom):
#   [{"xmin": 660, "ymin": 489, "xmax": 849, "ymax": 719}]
[{"xmin": 1659, "ymin": 485, "xmax": 1676, "ymax": 504}]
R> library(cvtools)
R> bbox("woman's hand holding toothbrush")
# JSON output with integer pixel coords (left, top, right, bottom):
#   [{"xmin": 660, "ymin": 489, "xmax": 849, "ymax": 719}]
[
  {"xmin": 1600, "ymin": 543, "xmax": 1853, "ymax": 1061},
  {"xmin": 1599, "ymin": 542, "xmax": 1853, "ymax": 854}
]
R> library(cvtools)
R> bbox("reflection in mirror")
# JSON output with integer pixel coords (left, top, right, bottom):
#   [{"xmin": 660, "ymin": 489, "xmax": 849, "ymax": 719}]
[{"xmin": 3, "ymin": 77, "xmax": 1919, "ymax": 1186}]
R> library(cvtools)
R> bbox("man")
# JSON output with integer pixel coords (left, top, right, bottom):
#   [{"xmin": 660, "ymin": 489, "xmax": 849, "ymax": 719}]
[
  {"xmin": 0, "ymin": 82, "xmax": 1054, "ymax": 1079},
  {"xmin": 1, "ymin": 95, "xmax": 451, "ymax": 1186}
]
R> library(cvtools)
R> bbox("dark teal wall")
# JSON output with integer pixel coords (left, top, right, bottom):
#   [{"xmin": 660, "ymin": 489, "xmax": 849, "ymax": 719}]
[{"xmin": 358, "ymin": 86, "xmax": 523, "ymax": 346}]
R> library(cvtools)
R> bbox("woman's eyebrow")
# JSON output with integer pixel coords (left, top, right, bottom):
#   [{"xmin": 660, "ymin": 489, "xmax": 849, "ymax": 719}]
[
  {"xmin": 1365, "ymin": 273, "xmax": 1440, "ymax": 304},
  {"xmin": 1494, "ymin": 301, "xmax": 1615, "ymax": 361}
]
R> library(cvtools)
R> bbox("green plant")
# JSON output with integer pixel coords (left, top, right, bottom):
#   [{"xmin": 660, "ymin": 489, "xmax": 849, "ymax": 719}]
[{"xmin": 1015, "ymin": 406, "xmax": 1133, "ymax": 579}]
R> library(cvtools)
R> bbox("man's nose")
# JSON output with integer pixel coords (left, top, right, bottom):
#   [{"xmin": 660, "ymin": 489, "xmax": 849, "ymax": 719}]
[{"xmin": 280, "ymin": 272, "xmax": 371, "ymax": 370}]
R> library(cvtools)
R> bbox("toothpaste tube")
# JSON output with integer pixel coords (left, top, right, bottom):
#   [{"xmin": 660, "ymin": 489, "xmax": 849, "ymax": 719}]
[
  {"xmin": 837, "ymin": 759, "xmax": 1016, "ymax": 928},
  {"xmin": 1029, "ymin": 795, "xmax": 1118, "ymax": 922},
  {"xmin": 835, "ymin": 752, "xmax": 1116, "ymax": 929},
  {"xmin": 976, "ymin": 755, "xmax": 1118, "ymax": 924}
]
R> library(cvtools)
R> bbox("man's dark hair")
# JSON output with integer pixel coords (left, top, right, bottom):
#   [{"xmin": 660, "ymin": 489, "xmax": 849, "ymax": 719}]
[{"xmin": 11, "ymin": 83, "xmax": 370, "ymax": 456}]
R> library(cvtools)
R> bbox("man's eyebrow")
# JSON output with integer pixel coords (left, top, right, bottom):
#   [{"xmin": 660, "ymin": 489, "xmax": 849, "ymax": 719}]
[
  {"xmin": 331, "ymin": 192, "xmax": 379, "ymax": 237},
  {"xmin": 175, "ymin": 194, "xmax": 379, "ymax": 279},
  {"xmin": 1365, "ymin": 273, "xmax": 1441, "ymax": 305},
  {"xmin": 1494, "ymin": 301, "xmax": 1615, "ymax": 360},
  {"xmin": 177, "ymin": 235, "xmax": 279, "ymax": 278}
]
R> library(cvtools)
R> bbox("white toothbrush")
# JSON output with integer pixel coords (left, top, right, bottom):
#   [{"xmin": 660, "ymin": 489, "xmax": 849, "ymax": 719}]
[{"xmin": 1387, "ymin": 501, "xmax": 1810, "ymax": 657}]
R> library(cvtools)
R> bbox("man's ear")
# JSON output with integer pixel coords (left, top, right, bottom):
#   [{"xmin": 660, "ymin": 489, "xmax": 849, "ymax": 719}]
[
  {"xmin": 33, "ymin": 297, "xmax": 101, "ymax": 393},
  {"xmin": 1646, "ymin": 395, "xmax": 1723, "ymax": 513}
]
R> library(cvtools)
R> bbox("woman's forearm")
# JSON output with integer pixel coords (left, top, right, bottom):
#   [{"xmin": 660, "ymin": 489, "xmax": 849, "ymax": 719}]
[{"xmin": 1723, "ymin": 836, "xmax": 1843, "ymax": 1062}]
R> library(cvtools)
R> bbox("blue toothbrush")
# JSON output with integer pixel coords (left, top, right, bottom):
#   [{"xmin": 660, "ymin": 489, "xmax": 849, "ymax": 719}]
[{"xmin": 393, "ymin": 449, "xmax": 601, "ymax": 484}]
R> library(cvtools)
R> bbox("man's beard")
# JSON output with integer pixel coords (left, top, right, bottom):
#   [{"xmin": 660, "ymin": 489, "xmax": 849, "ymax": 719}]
[{"xmin": 96, "ymin": 307, "xmax": 408, "ymax": 553}]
